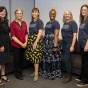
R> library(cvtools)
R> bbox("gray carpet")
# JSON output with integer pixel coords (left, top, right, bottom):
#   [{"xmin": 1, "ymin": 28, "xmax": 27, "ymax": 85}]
[{"xmin": 0, "ymin": 68, "xmax": 87, "ymax": 88}]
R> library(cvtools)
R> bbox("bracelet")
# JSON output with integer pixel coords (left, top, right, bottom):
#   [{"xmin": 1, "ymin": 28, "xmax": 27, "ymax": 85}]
[{"xmin": 54, "ymin": 46, "xmax": 58, "ymax": 48}]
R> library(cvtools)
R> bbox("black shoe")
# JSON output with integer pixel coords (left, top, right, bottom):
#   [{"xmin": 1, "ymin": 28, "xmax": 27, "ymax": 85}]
[
  {"xmin": 63, "ymin": 74, "xmax": 72, "ymax": 83},
  {"xmin": 15, "ymin": 76, "xmax": 23, "ymax": 80},
  {"xmin": 77, "ymin": 82, "xmax": 88, "ymax": 87}
]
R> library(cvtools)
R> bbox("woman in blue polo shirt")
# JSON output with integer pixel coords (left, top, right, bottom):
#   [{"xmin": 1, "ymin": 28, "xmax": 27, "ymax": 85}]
[
  {"xmin": 76, "ymin": 4, "xmax": 88, "ymax": 87},
  {"xmin": 39, "ymin": 9, "xmax": 61, "ymax": 80},
  {"xmin": 25, "ymin": 8, "xmax": 44, "ymax": 82},
  {"xmin": 61, "ymin": 11, "xmax": 78, "ymax": 83}
]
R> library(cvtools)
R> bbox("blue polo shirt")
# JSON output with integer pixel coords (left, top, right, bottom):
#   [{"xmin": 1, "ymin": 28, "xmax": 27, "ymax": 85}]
[
  {"xmin": 45, "ymin": 20, "xmax": 60, "ymax": 35},
  {"xmin": 78, "ymin": 20, "xmax": 88, "ymax": 48},
  {"xmin": 29, "ymin": 19, "xmax": 44, "ymax": 35},
  {"xmin": 61, "ymin": 21, "xmax": 78, "ymax": 43}
]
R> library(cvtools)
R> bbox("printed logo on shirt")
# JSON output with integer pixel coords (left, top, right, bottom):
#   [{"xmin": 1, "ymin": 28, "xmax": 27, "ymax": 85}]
[
  {"xmin": 45, "ymin": 24, "xmax": 52, "ymax": 29},
  {"xmin": 79, "ymin": 23, "xmax": 86, "ymax": 29},
  {"xmin": 29, "ymin": 23, "xmax": 36, "ymax": 28},
  {"xmin": 62, "ymin": 25, "xmax": 70, "ymax": 29}
]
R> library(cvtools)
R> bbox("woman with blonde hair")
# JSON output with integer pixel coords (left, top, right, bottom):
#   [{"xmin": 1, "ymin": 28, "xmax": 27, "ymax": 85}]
[
  {"xmin": 10, "ymin": 8, "xmax": 28, "ymax": 80},
  {"xmin": 61, "ymin": 10, "xmax": 78, "ymax": 83},
  {"xmin": 25, "ymin": 8, "xmax": 44, "ymax": 81}
]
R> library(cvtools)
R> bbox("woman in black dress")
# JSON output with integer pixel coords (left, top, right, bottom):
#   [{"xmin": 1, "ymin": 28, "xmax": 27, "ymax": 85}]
[{"xmin": 0, "ymin": 6, "xmax": 10, "ymax": 86}]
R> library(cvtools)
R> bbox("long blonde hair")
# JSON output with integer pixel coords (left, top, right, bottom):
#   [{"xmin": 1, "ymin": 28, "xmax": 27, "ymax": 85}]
[{"xmin": 63, "ymin": 10, "xmax": 73, "ymax": 23}]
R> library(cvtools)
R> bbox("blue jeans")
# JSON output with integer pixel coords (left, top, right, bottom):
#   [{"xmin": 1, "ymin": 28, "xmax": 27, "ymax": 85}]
[{"xmin": 62, "ymin": 41, "xmax": 72, "ymax": 74}]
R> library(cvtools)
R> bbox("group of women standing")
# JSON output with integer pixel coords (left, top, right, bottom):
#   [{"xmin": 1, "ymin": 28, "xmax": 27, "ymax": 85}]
[{"xmin": 0, "ymin": 4, "xmax": 88, "ymax": 87}]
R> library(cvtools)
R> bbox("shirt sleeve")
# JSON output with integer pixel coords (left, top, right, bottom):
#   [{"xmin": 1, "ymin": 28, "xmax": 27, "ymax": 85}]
[
  {"xmin": 25, "ymin": 22, "xmax": 28, "ymax": 34},
  {"xmin": 10, "ymin": 22, "xmax": 15, "ymax": 37},
  {"xmin": 86, "ymin": 22, "xmax": 88, "ymax": 39},
  {"xmin": 54, "ymin": 21, "xmax": 60, "ymax": 30},
  {"xmin": 38, "ymin": 20, "xmax": 44, "ymax": 30},
  {"xmin": 0, "ymin": 41, "xmax": 3, "ymax": 48},
  {"xmin": 71, "ymin": 21, "xmax": 78, "ymax": 33},
  {"xmin": 0, "ymin": 23, "xmax": 4, "ymax": 47},
  {"xmin": 84, "ymin": 22, "xmax": 88, "ymax": 39}
]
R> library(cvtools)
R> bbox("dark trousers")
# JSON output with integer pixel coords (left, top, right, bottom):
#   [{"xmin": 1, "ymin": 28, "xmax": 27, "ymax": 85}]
[
  {"xmin": 13, "ymin": 46, "xmax": 25, "ymax": 77},
  {"xmin": 80, "ymin": 48, "xmax": 88, "ymax": 83},
  {"xmin": 62, "ymin": 41, "xmax": 72, "ymax": 74}
]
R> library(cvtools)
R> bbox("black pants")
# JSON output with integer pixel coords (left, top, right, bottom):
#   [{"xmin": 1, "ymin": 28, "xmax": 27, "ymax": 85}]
[
  {"xmin": 80, "ymin": 48, "xmax": 88, "ymax": 83},
  {"xmin": 13, "ymin": 46, "xmax": 25, "ymax": 77}
]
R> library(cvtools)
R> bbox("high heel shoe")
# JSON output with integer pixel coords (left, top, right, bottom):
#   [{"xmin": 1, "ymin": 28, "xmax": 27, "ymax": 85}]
[
  {"xmin": 0, "ymin": 80, "xmax": 4, "ymax": 86},
  {"xmin": 34, "ymin": 75, "xmax": 38, "ymax": 82},
  {"xmin": 1, "ymin": 75, "xmax": 10, "ymax": 82}
]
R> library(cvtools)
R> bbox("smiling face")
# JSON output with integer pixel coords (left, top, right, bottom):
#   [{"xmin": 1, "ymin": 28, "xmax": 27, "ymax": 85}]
[
  {"xmin": 15, "ymin": 9, "xmax": 23, "ymax": 21},
  {"xmin": 49, "ymin": 9, "xmax": 56, "ymax": 21},
  {"xmin": 0, "ymin": 9, "xmax": 6, "ymax": 18},
  {"xmin": 81, "ymin": 6, "xmax": 88, "ymax": 18},
  {"xmin": 32, "ymin": 9, "xmax": 39, "ymax": 20},
  {"xmin": 64, "ymin": 11, "xmax": 72, "ymax": 22}
]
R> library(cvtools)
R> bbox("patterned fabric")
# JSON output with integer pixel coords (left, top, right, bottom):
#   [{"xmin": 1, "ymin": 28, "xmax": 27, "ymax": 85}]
[
  {"xmin": 39, "ymin": 33, "xmax": 61, "ymax": 80},
  {"xmin": 25, "ymin": 34, "xmax": 43, "ymax": 64}
]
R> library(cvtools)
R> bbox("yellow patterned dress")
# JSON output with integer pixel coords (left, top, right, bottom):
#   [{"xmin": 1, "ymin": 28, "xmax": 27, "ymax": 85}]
[{"xmin": 25, "ymin": 34, "xmax": 43, "ymax": 63}]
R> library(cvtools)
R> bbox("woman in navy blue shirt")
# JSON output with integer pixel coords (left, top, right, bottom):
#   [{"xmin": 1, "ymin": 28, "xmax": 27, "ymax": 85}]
[
  {"xmin": 76, "ymin": 4, "xmax": 88, "ymax": 87},
  {"xmin": 61, "ymin": 11, "xmax": 78, "ymax": 83},
  {"xmin": 39, "ymin": 9, "xmax": 61, "ymax": 80},
  {"xmin": 25, "ymin": 8, "xmax": 44, "ymax": 81}
]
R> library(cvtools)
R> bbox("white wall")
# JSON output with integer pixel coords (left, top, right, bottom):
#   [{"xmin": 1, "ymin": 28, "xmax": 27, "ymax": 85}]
[
  {"xmin": 11, "ymin": 0, "xmax": 34, "ymax": 26},
  {"xmin": 35, "ymin": 0, "xmax": 88, "ymax": 39}
]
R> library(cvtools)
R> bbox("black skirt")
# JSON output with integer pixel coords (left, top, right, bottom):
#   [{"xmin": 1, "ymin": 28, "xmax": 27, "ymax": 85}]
[
  {"xmin": 0, "ymin": 52, "xmax": 9, "ymax": 65},
  {"xmin": 25, "ymin": 34, "xmax": 43, "ymax": 64}
]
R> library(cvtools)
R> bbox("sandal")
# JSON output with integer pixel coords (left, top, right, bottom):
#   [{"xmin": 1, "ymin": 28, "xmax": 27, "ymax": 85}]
[
  {"xmin": 0, "ymin": 80, "xmax": 4, "ymax": 86},
  {"xmin": 1, "ymin": 75, "xmax": 10, "ymax": 82}
]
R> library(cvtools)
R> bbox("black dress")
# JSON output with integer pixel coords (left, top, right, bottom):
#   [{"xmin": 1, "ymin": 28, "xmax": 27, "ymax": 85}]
[{"xmin": 0, "ymin": 21, "xmax": 10, "ymax": 65}]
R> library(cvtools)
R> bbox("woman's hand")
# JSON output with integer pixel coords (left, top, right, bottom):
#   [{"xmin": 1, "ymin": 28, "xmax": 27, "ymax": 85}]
[
  {"xmin": 84, "ymin": 44, "xmax": 88, "ymax": 52},
  {"xmin": 33, "ymin": 42, "xmax": 37, "ymax": 50},
  {"xmin": 70, "ymin": 46, "xmax": 74, "ymax": 52},
  {"xmin": 0, "ymin": 46, "xmax": 5, "ymax": 52},
  {"xmin": 23, "ymin": 42, "xmax": 27, "ymax": 48},
  {"xmin": 52, "ymin": 48, "xmax": 58, "ymax": 52}
]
